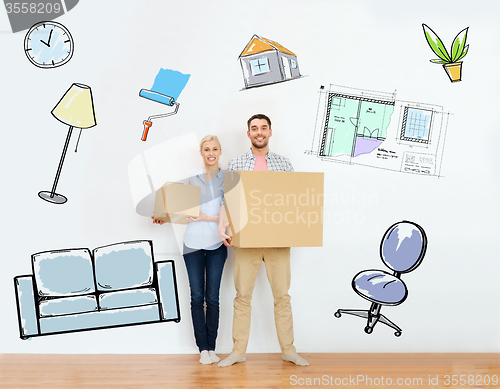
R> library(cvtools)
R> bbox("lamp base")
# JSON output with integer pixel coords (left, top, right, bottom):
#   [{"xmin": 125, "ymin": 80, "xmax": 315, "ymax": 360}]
[{"xmin": 38, "ymin": 191, "xmax": 68, "ymax": 204}]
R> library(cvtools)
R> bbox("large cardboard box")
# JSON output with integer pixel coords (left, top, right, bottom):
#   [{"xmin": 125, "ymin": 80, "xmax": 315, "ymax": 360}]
[
  {"xmin": 224, "ymin": 171, "xmax": 324, "ymax": 248},
  {"xmin": 153, "ymin": 182, "xmax": 200, "ymax": 224}
]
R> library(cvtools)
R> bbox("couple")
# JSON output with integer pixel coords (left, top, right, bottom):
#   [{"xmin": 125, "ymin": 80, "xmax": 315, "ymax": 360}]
[{"xmin": 154, "ymin": 114, "xmax": 309, "ymax": 367}]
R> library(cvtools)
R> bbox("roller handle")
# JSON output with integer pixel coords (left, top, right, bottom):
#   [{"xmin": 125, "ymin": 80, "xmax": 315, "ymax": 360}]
[{"xmin": 142, "ymin": 120, "xmax": 153, "ymax": 141}]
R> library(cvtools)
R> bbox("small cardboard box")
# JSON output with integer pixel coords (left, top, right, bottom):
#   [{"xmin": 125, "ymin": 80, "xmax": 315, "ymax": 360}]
[
  {"xmin": 153, "ymin": 182, "xmax": 200, "ymax": 224},
  {"xmin": 224, "ymin": 171, "xmax": 324, "ymax": 248}
]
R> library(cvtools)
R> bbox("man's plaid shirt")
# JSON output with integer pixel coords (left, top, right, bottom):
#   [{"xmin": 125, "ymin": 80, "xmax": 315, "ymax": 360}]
[{"xmin": 227, "ymin": 149, "xmax": 294, "ymax": 172}]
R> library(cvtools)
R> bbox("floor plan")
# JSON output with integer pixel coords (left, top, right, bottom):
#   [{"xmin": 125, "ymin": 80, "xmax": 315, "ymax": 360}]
[{"xmin": 308, "ymin": 84, "xmax": 450, "ymax": 177}]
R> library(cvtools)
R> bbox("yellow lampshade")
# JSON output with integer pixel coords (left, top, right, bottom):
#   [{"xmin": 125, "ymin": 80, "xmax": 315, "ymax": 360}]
[{"xmin": 51, "ymin": 83, "xmax": 97, "ymax": 129}]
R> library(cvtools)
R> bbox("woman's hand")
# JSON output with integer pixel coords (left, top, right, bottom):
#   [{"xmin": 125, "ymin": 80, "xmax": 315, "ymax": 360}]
[
  {"xmin": 186, "ymin": 211, "xmax": 209, "ymax": 223},
  {"xmin": 151, "ymin": 216, "xmax": 165, "ymax": 225}
]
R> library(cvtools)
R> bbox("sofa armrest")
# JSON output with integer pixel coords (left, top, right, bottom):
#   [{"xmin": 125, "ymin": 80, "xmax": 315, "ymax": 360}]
[
  {"xmin": 14, "ymin": 275, "xmax": 39, "ymax": 339},
  {"xmin": 155, "ymin": 260, "xmax": 181, "ymax": 322}
]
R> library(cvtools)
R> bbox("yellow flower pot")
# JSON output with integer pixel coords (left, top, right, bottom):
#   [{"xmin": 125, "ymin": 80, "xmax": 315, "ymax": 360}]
[{"xmin": 443, "ymin": 62, "xmax": 462, "ymax": 82}]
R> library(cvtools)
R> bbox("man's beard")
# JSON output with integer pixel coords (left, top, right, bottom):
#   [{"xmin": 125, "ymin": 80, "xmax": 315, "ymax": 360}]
[{"xmin": 251, "ymin": 138, "xmax": 268, "ymax": 149}]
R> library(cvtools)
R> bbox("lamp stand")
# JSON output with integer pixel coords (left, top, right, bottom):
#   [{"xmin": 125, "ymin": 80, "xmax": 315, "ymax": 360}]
[{"xmin": 38, "ymin": 126, "xmax": 74, "ymax": 204}]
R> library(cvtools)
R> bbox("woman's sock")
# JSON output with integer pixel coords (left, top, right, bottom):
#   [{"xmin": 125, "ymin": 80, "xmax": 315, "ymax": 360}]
[
  {"xmin": 199, "ymin": 350, "xmax": 212, "ymax": 364},
  {"xmin": 208, "ymin": 351, "xmax": 220, "ymax": 363}
]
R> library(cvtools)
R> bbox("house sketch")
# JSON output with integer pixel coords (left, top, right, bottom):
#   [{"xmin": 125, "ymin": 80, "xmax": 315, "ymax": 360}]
[
  {"xmin": 307, "ymin": 84, "xmax": 450, "ymax": 177},
  {"xmin": 238, "ymin": 34, "xmax": 301, "ymax": 89}
]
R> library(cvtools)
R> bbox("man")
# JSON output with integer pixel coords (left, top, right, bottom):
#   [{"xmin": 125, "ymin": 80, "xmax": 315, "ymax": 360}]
[{"xmin": 217, "ymin": 114, "xmax": 309, "ymax": 367}]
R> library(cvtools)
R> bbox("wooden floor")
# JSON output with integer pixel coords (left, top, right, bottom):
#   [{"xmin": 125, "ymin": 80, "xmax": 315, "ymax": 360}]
[{"xmin": 0, "ymin": 353, "xmax": 499, "ymax": 388}]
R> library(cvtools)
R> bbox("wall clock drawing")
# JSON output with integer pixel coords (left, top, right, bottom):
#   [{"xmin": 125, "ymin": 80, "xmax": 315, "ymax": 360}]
[{"xmin": 24, "ymin": 21, "xmax": 74, "ymax": 68}]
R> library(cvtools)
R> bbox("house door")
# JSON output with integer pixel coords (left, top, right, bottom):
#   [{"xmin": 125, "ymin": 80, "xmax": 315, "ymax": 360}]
[{"xmin": 281, "ymin": 56, "xmax": 292, "ymax": 79}]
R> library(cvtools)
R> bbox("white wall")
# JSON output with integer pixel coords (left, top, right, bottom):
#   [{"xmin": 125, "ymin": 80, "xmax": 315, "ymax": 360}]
[{"xmin": 1, "ymin": 0, "xmax": 499, "ymax": 354}]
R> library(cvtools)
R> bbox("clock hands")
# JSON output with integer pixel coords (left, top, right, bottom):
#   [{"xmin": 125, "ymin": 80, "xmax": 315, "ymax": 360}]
[
  {"xmin": 40, "ymin": 29, "xmax": 54, "ymax": 47},
  {"xmin": 47, "ymin": 29, "xmax": 53, "ymax": 45},
  {"xmin": 25, "ymin": 21, "xmax": 73, "ymax": 68}
]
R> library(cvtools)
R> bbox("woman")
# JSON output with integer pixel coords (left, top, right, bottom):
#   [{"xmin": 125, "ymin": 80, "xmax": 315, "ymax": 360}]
[{"xmin": 153, "ymin": 135, "xmax": 227, "ymax": 365}]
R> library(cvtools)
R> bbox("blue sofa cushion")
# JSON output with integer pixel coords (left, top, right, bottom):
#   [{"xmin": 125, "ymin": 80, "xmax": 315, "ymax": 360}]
[
  {"xmin": 39, "ymin": 305, "xmax": 161, "ymax": 334},
  {"xmin": 33, "ymin": 249, "xmax": 95, "ymax": 297},
  {"xmin": 94, "ymin": 241, "xmax": 154, "ymax": 291},
  {"xmin": 39, "ymin": 295, "xmax": 98, "ymax": 317},
  {"xmin": 99, "ymin": 288, "xmax": 158, "ymax": 310}
]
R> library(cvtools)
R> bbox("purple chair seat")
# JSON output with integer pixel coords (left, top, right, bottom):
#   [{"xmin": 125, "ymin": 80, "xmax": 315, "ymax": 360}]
[{"xmin": 353, "ymin": 270, "xmax": 407, "ymax": 306}]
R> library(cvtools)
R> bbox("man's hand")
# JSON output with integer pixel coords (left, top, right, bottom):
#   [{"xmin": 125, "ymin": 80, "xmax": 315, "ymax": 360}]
[{"xmin": 218, "ymin": 222, "xmax": 233, "ymax": 247}]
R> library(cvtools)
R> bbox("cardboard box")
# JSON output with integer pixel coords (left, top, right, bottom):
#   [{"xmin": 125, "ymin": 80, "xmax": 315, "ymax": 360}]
[
  {"xmin": 153, "ymin": 182, "xmax": 200, "ymax": 224},
  {"xmin": 224, "ymin": 171, "xmax": 324, "ymax": 248}
]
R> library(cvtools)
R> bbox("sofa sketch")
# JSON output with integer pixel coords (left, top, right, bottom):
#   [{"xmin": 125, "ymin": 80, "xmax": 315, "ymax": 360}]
[{"xmin": 14, "ymin": 240, "xmax": 180, "ymax": 339}]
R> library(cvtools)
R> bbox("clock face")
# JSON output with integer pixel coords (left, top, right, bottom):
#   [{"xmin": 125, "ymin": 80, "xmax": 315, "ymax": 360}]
[{"xmin": 24, "ymin": 21, "xmax": 74, "ymax": 68}]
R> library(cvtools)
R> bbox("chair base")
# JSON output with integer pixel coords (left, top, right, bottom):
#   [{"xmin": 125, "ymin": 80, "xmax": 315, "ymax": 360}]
[{"xmin": 334, "ymin": 303, "xmax": 402, "ymax": 337}]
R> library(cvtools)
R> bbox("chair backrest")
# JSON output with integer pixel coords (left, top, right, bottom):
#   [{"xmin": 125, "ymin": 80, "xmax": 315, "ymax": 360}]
[{"xmin": 379, "ymin": 221, "xmax": 427, "ymax": 274}]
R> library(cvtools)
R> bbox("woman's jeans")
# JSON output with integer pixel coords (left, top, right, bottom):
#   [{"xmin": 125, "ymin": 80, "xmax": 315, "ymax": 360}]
[{"xmin": 183, "ymin": 244, "xmax": 227, "ymax": 352}]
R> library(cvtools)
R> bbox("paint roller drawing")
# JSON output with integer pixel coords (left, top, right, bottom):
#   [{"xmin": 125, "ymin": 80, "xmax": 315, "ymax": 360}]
[
  {"xmin": 139, "ymin": 89, "xmax": 180, "ymax": 141},
  {"xmin": 139, "ymin": 68, "xmax": 190, "ymax": 141}
]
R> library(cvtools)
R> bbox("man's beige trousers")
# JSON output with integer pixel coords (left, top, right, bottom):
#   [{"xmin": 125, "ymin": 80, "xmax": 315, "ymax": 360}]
[{"xmin": 231, "ymin": 247, "xmax": 296, "ymax": 356}]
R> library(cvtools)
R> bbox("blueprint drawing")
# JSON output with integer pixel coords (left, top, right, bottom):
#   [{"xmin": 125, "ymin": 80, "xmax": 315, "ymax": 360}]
[{"xmin": 308, "ymin": 84, "xmax": 450, "ymax": 177}]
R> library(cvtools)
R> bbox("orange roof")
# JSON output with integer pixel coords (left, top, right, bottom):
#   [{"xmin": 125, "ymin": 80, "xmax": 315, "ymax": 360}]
[{"xmin": 239, "ymin": 35, "xmax": 296, "ymax": 57}]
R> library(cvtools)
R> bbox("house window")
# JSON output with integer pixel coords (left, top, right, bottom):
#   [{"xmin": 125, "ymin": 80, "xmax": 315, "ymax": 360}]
[
  {"xmin": 291, "ymin": 59, "xmax": 297, "ymax": 69},
  {"xmin": 400, "ymin": 107, "xmax": 433, "ymax": 144},
  {"xmin": 250, "ymin": 57, "xmax": 270, "ymax": 75}
]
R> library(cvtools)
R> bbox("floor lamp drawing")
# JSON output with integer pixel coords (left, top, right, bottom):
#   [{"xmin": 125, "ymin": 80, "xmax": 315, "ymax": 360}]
[{"xmin": 38, "ymin": 83, "xmax": 97, "ymax": 204}]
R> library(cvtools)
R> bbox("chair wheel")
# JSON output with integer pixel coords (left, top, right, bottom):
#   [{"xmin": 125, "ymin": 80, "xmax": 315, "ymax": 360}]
[
  {"xmin": 334, "ymin": 311, "xmax": 341, "ymax": 318},
  {"xmin": 364, "ymin": 326, "xmax": 373, "ymax": 334},
  {"xmin": 394, "ymin": 331, "xmax": 402, "ymax": 337}
]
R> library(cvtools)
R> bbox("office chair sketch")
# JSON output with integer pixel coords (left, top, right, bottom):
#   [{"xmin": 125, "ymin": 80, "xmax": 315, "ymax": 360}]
[{"xmin": 334, "ymin": 221, "xmax": 427, "ymax": 336}]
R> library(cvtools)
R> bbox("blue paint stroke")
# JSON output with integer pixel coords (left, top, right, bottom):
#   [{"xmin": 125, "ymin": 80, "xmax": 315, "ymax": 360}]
[{"xmin": 149, "ymin": 68, "xmax": 190, "ymax": 102}]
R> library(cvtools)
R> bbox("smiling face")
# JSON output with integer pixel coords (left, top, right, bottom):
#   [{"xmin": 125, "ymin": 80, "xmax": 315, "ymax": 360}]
[
  {"xmin": 247, "ymin": 118, "xmax": 272, "ymax": 151},
  {"xmin": 200, "ymin": 140, "xmax": 221, "ymax": 170}
]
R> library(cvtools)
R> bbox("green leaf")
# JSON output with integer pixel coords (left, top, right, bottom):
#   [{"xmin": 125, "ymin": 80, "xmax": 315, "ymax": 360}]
[
  {"xmin": 430, "ymin": 59, "xmax": 448, "ymax": 64},
  {"xmin": 451, "ymin": 27, "xmax": 469, "ymax": 62},
  {"xmin": 456, "ymin": 45, "xmax": 469, "ymax": 61},
  {"xmin": 422, "ymin": 24, "xmax": 451, "ymax": 62}
]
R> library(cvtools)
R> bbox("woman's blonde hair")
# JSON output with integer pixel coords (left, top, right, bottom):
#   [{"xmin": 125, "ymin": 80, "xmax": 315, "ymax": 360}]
[{"xmin": 200, "ymin": 135, "xmax": 222, "ymax": 151}]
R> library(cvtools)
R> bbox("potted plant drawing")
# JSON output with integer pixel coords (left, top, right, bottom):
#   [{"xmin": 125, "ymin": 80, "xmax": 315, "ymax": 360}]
[{"xmin": 422, "ymin": 23, "xmax": 469, "ymax": 83}]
